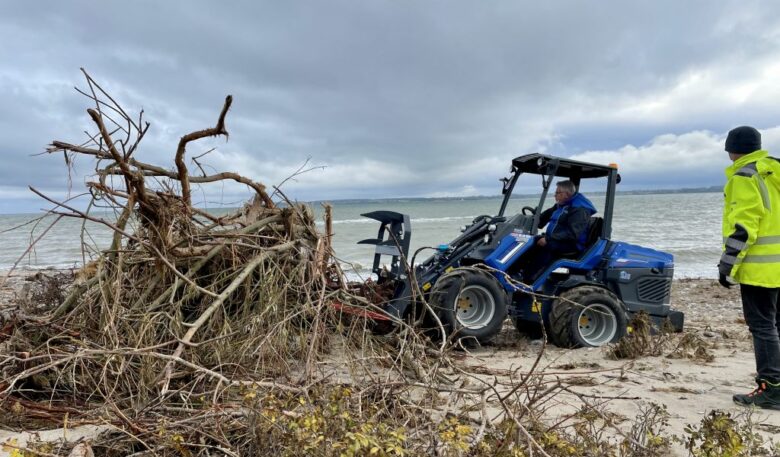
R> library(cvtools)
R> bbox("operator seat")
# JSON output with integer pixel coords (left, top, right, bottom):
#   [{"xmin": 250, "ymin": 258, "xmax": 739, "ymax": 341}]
[
  {"xmin": 534, "ymin": 216, "xmax": 605, "ymax": 284},
  {"xmin": 585, "ymin": 217, "xmax": 604, "ymax": 248}
]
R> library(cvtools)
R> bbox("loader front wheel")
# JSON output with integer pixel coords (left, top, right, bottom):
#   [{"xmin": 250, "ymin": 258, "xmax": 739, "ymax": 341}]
[
  {"xmin": 549, "ymin": 286, "xmax": 627, "ymax": 348},
  {"xmin": 430, "ymin": 268, "xmax": 508, "ymax": 345}
]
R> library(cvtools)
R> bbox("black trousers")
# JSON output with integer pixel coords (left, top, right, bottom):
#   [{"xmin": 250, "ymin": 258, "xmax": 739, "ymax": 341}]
[{"xmin": 741, "ymin": 284, "xmax": 780, "ymax": 383}]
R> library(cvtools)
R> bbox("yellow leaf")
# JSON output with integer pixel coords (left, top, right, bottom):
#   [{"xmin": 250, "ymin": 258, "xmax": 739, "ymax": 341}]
[{"xmin": 2, "ymin": 438, "xmax": 19, "ymax": 452}]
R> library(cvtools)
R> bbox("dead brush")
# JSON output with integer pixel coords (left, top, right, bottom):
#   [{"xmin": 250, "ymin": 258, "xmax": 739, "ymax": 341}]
[
  {"xmin": 683, "ymin": 409, "xmax": 776, "ymax": 457},
  {"xmin": 607, "ymin": 311, "xmax": 713, "ymax": 364},
  {"xmin": 621, "ymin": 402, "xmax": 672, "ymax": 457},
  {"xmin": 607, "ymin": 311, "xmax": 672, "ymax": 359},
  {"xmin": 15, "ymin": 270, "xmax": 74, "ymax": 311},
  {"xmin": 667, "ymin": 332, "xmax": 715, "ymax": 363}
]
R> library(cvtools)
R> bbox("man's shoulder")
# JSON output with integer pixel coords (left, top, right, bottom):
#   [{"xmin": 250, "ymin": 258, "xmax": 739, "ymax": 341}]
[
  {"xmin": 731, "ymin": 156, "xmax": 779, "ymax": 177},
  {"xmin": 755, "ymin": 155, "xmax": 780, "ymax": 173}
]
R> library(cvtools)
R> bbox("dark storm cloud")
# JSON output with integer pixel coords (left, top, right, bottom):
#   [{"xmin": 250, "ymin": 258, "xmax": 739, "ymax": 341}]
[{"xmin": 1, "ymin": 0, "xmax": 780, "ymax": 212}]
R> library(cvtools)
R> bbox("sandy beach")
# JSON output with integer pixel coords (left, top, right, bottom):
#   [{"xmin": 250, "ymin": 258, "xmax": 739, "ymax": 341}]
[
  {"xmin": 461, "ymin": 278, "xmax": 780, "ymax": 454},
  {"xmin": 1, "ymin": 269, "xmax": 778, "ymax": 456}
]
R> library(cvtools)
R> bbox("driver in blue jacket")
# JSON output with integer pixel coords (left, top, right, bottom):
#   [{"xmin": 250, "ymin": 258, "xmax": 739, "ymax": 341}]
[{"xmin": 523, "ymin": 180, "xmax": 597, "ymax": 281}]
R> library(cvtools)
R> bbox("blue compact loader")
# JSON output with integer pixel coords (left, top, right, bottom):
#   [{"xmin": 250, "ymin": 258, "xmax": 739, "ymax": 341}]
[{"xmin": 359, "ymin": 154, "xmax": 684, "ymax": 347}]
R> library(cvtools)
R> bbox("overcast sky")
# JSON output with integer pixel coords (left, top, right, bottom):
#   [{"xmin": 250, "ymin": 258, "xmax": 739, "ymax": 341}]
[{"xmin": 1, "ymin": 1, "xmax": 780, "ymax": 214}]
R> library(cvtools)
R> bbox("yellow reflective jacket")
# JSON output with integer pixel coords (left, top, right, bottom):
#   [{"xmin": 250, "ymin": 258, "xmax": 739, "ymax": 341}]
[{"xmin": 721, "ymin": 150, "xmax": 780, "ymax": 287}]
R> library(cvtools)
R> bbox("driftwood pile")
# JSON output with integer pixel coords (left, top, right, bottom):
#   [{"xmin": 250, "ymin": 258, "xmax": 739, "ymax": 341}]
[{"xmin": 0, "ymin": 72, "xmax": 407, "ymax": 455}]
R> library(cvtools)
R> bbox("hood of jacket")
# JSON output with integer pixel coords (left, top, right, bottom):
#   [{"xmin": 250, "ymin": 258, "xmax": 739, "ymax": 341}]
[{"xmin": 560, "ymin": 192, "xmax": 597, "ymax": 215}]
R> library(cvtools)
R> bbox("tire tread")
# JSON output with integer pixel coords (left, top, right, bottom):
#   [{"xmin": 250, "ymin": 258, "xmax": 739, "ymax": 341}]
[
  {"xmin": 549, "ymin": 285, "xmax": 624, "ymax": 348},
  {"xmin": 428, "ymin": 267, "xmax": 508, "ymax": 344}
]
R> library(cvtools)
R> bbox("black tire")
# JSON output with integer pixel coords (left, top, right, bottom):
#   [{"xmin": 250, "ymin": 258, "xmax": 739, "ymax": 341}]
[
  {"xmin": 429, "ymin": 268, "xmax": 508, "ymax": 345},
  {"xmin": 549, "ymin": 285, "xmax": 627, "ymax": 348}
]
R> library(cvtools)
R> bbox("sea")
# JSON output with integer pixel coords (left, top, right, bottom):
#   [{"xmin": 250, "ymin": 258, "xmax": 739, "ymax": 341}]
[{"xmin": 0, "ymin": 192, "xmax": 723, "ymax": 279}]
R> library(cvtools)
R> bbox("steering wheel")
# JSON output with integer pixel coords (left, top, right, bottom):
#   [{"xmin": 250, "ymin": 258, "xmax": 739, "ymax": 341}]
[{"xmin": 521, "ymin": 206, "xmax": 536, "ymax": 216}]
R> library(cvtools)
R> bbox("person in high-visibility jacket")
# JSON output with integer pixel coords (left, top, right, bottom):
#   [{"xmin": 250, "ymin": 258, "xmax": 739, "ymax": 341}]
[{"xmin": 719, "ymin": 125, "xmax": 780, "ymax": 410}]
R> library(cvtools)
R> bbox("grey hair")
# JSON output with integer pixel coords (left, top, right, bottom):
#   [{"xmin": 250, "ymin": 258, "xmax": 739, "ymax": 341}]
[{"xmin": 556, "ymin": 180, "xmax": 576, "ymax": 195}]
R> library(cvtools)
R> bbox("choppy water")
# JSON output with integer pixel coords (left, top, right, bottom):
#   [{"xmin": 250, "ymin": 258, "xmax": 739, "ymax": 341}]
[{"xmin": 0, "ymin": 193, "xmax": 723, "ymax": 278}]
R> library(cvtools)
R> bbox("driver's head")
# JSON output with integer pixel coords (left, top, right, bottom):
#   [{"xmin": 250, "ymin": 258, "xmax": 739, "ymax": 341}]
[{"xmin": 554, "ymin": 180, "xmax": 575, "ymax": 204}]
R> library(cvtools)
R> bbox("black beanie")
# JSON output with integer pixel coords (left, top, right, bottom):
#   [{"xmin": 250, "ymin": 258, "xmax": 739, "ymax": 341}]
[{"xmin": 725, "ymin": 126, "xmax": 761, "ymax": 154}]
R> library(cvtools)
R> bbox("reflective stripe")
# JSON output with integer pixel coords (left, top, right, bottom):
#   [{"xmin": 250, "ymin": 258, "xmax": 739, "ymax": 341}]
[
  {"xmin": 723, "ymin": 235, "xmax": 780, "ymax": 246},
  {"xmin": 741, "ymin": 254, "xmax": 780, "ymax": 264},
  {"xmin": 499, "ymin": 243, "xmax": 524, "ymax": 264},
  {"xmin": 757, "ymin": 176, "xmax": 771, "ymax": 210},
  {"xmin": 720, "ymin": 254, "xmax": 739, "ymax": 265},
  {"xmin": 725, "ymin": 238, "xmax": 747, "ymax": 251},
  {"xmin": 756, "ymin": 235, "xmax": 780, "ymax": 246},
  {"xmin": 735, "ymin": 163, "xmax": 758, "ymax": 177}
]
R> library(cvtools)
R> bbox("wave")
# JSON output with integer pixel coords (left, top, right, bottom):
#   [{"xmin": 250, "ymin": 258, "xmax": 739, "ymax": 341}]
[
  {"xmin": 316, "ymin": 215, "xmax": 479, "ymax": 226},
  {"xmin": 0, "ymin": 262, "xmax": 86, "ymax": 272}
]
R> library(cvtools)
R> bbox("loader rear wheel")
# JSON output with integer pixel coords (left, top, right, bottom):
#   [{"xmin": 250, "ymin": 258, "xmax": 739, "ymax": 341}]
[
  {"xmin": 430, "ymin": 268, "xmax": 508, "ymax": 345},
  {"xmin": 549, "ymin": 285, "xmax": 627, "ymax": 348}
]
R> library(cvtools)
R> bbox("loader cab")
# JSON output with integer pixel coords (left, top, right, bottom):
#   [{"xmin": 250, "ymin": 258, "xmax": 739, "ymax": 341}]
[
  {"xmin": 498, "ymin": 153, "xmax": 620, "ymax": 243},
  {"xmin": 480, "ymin": 154, "xmax": 620, "ymax": 290}
]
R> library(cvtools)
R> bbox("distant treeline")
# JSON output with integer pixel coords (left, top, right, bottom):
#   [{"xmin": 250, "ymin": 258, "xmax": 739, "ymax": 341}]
[{"xmin": 312, "ymin": 186, "xmax": 722, "ymax": 205}]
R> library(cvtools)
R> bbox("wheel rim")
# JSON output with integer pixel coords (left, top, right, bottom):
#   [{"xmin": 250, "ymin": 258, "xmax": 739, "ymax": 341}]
[
  {"xmin": 576, "ymin": 303, "xmax": 617, "ymax": 346},
  {"xmin": 455, "ymin": 285, "xmax": 496, "ymax": 330}
]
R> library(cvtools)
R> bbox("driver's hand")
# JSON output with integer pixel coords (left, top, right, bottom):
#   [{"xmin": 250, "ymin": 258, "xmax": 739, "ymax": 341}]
[{"xmin": 536, "ymin": 236, "xmax": 547, "ymax": 247}]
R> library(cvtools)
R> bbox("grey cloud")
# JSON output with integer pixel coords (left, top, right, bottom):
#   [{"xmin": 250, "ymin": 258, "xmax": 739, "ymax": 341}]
[{"xmin": 2, "ymin": 1, "xmax": 780, "ymax": 213}]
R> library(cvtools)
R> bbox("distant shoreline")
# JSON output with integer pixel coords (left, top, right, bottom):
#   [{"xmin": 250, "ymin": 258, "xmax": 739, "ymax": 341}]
[{"xmin": 0, "ymin": 187, "xmax": 721, "ymax": 216}]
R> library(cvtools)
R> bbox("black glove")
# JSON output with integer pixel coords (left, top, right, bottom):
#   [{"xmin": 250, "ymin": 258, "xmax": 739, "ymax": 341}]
[{"xmin": 718, "ymin": 273, "xmax": 732, "ymax": 289}]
